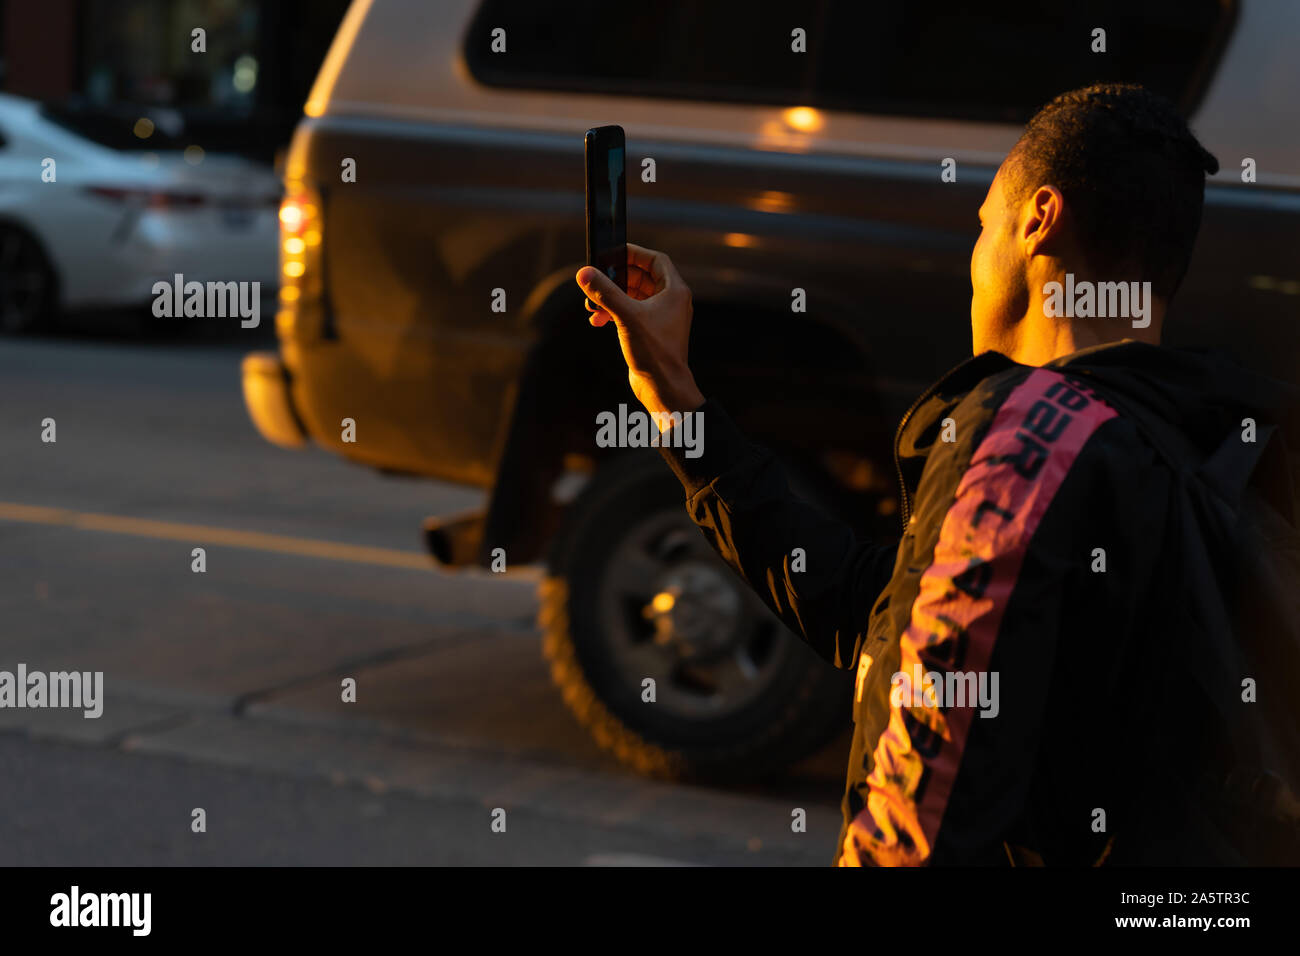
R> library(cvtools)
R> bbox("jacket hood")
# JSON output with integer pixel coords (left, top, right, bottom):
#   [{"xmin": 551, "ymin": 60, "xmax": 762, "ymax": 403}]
[
  {"xmin": 1051, "ymin": 340, "xmax": 1300, "ymax": 458},
  {"xmin": 894, "ymin": 341, "xmax": 1300, "ymax": 526},
  {"xmin": 894, "ymin": 343, "xmax": 1300, "ymax": 528}
]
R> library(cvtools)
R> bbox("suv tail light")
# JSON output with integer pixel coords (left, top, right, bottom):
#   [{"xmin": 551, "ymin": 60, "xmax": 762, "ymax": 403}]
[{"xmin": 278, "ymin": 184, "xmax": 324, "ymax": 311}]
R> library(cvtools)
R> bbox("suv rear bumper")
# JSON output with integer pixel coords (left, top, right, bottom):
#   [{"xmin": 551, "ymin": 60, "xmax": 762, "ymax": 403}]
[{"xmin": 242, "ymin": 351, "xmax": 308, "ymax": 448}]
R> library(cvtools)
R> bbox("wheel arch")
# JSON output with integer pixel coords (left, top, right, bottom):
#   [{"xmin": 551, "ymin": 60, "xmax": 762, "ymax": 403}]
[
  {"xmin": 477, "ymin": 267, "xmax": 900, "ymax": 566},
  {"xmin": 0, "ymin": 214, "xmax": 63, "ymax": 314}
]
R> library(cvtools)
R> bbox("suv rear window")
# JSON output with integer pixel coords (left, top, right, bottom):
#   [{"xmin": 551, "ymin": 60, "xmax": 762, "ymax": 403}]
[{"xmin": 464, "ymin": 0, "xmax": 1235, "ymax": 123}]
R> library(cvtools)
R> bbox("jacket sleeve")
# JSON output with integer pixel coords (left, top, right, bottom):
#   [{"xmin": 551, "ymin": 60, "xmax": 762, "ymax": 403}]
[{"xmin": 658, "ymin": 399, "xmax": 898, "ymax": 670}]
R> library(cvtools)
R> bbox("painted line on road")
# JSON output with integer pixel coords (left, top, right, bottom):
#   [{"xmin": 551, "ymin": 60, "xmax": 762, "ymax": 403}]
[{"xmin": 0, "ymin": 501, "xmax": 433, "ymax": 571}]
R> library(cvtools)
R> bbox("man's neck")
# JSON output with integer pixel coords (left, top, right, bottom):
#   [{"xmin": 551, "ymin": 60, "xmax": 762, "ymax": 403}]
[
  {"xmin": 1009, "ymin": 298, "xmax": 1165, "ymax": 365},
  {"xmin": 1007, "ymin": 321, "xmax": 1114, "ymax": 366}
]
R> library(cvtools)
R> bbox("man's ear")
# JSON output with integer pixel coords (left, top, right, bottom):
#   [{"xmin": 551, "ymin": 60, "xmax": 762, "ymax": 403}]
[{"xmin": 1022, "ymin": 185, "xmax": 1065, "ymax": 255}]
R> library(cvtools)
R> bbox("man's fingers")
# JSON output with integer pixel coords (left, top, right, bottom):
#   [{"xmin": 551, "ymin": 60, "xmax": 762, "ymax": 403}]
[
  {"xmin": 626, "ymin": 265, "xmax": 658, "ymax": 300},
  {"xmin": 579, "ymin": 286, "xmax": 615, "ymax": 326},
  {"xmin": 625, "ymin": 242, "xmax": 663, "ymax": 274},
  {"xmin": 585, "ymin": 299, "xmax": 615, "ymax": 323},
  {"xmin": 626, "ymin": 243, "xmax": 682, "ymax": 287}
]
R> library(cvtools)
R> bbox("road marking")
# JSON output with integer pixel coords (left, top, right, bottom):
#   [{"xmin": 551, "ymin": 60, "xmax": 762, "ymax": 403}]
[{"xmin": 0, "ymin": 501, "xmax": 433, "ymax": 571}]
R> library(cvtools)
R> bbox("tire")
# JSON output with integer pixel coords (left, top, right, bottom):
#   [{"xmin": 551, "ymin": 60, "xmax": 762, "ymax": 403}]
[
  {"xmin": 541, "ymin": 454, "xmax": 851, "ymax": 781},
  {"xmin": 0, "ymin": 224, "xmax": 56, "ymax": 334}
]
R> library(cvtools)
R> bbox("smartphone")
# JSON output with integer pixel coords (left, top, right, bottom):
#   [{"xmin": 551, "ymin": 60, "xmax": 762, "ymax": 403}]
[{"xmin": 584, "ymin": 125, "xmax": 627, "ymax": 292}]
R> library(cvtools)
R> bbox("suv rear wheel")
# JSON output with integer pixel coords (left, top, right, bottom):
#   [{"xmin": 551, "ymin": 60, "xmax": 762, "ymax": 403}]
[{"xmin": 541, "ymin": 455, "xmax": 850, "ymax": 781}]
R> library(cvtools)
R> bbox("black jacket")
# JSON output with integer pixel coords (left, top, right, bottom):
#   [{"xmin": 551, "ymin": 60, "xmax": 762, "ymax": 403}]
[{"xmin": 659, "ymin": 340, "xmax": 1299, "ymax": 865}]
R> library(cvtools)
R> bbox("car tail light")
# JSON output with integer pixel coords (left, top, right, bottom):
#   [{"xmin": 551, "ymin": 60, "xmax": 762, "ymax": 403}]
[
  {"xmin": 278, "ymin": 184, "xmax": 324, "ymax": 310},
  {"xmin": 85, "ymin": 186, "xmax": 207, "ymax": 208}
]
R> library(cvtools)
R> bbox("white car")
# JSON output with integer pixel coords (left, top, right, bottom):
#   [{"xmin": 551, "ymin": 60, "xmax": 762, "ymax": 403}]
[{"xmin": 0, "ymin": 93, "xmax": 280, "ymax": 332}]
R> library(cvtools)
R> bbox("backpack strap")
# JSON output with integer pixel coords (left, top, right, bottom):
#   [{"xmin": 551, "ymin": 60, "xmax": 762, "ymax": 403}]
[
  {"xmin": 1066, "ymin": 368, "xmax": 1275, "ymax": 504},
  {"xmin": 1202, "ymin": 422, "xmax": 1277, "ymax": 506}
]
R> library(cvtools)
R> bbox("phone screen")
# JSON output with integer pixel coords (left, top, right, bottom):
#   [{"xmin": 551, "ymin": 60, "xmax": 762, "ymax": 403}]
[{"xmin": 586, "ymin": 127, "xmax": 627, "ymax": 291}]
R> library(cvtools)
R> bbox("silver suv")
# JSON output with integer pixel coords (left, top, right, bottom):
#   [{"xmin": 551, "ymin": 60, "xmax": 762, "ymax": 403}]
[{"xmin": 243, "ymin": 0, "xmax": 1299, "ymax": 779}]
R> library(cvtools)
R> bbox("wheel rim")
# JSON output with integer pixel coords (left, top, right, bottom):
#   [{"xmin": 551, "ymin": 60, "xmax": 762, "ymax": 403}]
[
  {"xmin": 0, "ymin": 229, "xmax": 50, "ymax": 332},
  {"xmin": 596, "ymin": 506, "xmax": 792, "ymax": 720}
]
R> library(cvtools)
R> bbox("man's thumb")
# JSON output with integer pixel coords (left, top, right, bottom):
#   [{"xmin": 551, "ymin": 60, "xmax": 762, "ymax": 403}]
[{"xmin": 577, "ymin": 266, "xmax": 632, "ymax": 316}]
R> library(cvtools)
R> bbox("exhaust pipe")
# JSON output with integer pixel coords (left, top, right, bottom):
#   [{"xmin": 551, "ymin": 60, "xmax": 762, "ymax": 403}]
[{"xmin": 422, "ymin": 509, "xmax": 487, "ymax": 568}]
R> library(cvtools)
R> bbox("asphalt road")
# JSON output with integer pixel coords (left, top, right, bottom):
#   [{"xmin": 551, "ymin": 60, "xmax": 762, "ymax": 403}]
[{"xmin": 0, "ymin": 324, "xmax": 847, "ymax": 867}]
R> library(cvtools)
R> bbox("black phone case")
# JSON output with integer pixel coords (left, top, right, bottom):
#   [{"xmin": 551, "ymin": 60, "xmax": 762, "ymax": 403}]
[{"xmin": 584, "ymin": 125, "xmax": 627, "ymax": 292}]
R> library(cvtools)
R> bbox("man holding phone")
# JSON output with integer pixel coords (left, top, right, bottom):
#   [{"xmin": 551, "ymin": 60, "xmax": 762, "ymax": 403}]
[{"xmin": 574, "ymin": 84, "xmax": 1299, "ymax": 866}]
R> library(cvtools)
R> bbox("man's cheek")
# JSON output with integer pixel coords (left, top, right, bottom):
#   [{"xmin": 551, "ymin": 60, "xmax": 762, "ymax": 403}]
[{"xmin": 970, "ymin": 235, "xmax": 985, "ymax": 281}]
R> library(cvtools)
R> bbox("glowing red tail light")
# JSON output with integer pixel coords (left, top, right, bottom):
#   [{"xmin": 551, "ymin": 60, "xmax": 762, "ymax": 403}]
[{"xmin": 85, "ymin": 186, "xmax": 207, "ymax": 208}]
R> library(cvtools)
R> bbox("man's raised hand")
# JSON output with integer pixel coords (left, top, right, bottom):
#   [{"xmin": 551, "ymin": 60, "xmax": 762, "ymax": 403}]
[{"xmin": 575, "ymin": 242, "xmax": 704, "ymax": 419}]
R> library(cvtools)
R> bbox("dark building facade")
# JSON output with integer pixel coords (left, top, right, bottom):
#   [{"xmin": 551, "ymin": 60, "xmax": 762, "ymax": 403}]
[{"xmin": 1, "ymin": 0, "xmax": 350, "ymax": 162}]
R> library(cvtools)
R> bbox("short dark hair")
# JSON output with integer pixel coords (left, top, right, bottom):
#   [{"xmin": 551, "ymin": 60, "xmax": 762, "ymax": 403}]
[{"xmin": 1007, "ymin": 83, "xmax": 1219, "ymax": 300}]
